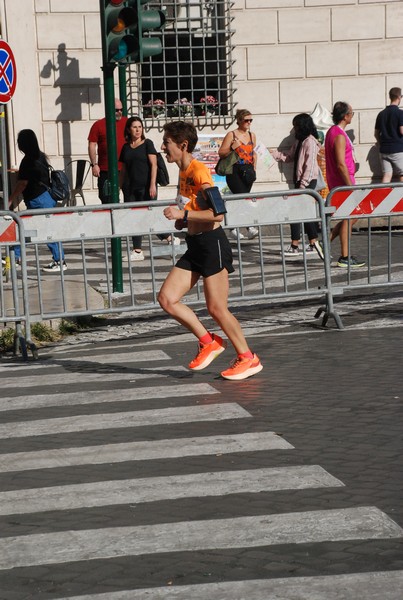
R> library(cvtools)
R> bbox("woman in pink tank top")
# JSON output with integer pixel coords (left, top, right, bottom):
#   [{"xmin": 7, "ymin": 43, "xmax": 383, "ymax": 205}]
[{"xmin": 324, "ymin": 102, "xmax": 365, "ymax": 269}]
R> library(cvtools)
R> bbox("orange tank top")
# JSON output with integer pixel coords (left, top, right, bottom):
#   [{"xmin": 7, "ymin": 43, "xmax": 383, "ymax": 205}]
[{"xmin": 234, "ymin": 131, "xmax": 254, "ymax": 165}]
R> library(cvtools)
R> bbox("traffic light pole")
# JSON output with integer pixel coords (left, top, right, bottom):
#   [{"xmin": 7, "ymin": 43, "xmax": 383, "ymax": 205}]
[
  {"xmin": 103, "ymin": 63, "xmax": 123, "ymax": 293},
  {"xmin": 99, "ymin": 1, "xmax": 123, "ymax": 293}
]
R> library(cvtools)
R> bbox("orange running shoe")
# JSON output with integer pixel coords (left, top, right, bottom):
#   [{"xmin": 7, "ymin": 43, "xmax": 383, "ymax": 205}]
[
  {"xmin": 188, "ymin": 333, "xmax": 227, "ymax": 370},
  {"xmin": 221, "ymin": 353, "xmax": 263, "ymax": 381}
]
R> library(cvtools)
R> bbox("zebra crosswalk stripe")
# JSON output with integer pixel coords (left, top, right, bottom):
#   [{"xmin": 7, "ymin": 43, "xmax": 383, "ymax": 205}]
[
  {"xmin": 55, "ymin": 351, "xmax": 171, "ymax": 364},
  {"xmin": 1, "ymin": 507, "xmax": 401, "ymax": 571},
  {"xmin": 0, "ymin": 403, "xmax": 250, "ymax": 438},
  {"xmin": 54, "ymin": 571, "xmax": 403, "ymax": 600},
  {"xmin": 0, "ymin": 431, "xmax": 294, "ymax": 473},
  {"xmin": 0, "ymin": 350, "xmax": 171, "ymax": 369},
  {"xmin": 0, "ymin": 383, "xmax": 219, "ymax": 412},
  {"xmin": 0, "ymin": 465, "xmax": 343, "ymax": 515},
  {"xmin": 0, "ymin": 365, "xmax": 187, "ymax": 388}
]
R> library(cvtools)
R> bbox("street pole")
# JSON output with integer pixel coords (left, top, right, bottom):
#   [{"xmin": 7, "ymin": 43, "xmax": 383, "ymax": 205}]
[
  {"xmin": 0, "ymin": 103, "xmax": 9, "ymax": 211},
  {"xmin": 118, "ymin": 65, "xmax": 128, "ymax": 116},
  {"xmin": 99, "ymin": 0, "xmax": 123, "ymax": 293}
]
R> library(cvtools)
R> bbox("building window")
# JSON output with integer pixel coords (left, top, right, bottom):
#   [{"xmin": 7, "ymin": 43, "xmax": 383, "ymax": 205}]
[{"xmin": 126, "ymin": 0, "xmax": 235, "ymax": 129}]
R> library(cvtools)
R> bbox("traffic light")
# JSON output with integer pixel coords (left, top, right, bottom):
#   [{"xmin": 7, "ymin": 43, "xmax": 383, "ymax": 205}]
[{"xmin": 102, "ymin": 0, "xmax": 166, "ymax": 65}]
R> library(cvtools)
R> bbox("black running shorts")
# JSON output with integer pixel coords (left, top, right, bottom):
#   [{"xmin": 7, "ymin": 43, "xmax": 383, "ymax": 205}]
[{"xmin": 175, "ymin": 227, "xmax": 234, "ymax": 278}]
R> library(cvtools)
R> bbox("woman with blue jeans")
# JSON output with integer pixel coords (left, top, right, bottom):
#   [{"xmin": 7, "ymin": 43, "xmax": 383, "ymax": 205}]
[{"xmin": 8, "ymin": 129, "xmax": 66, "ymax": 272}]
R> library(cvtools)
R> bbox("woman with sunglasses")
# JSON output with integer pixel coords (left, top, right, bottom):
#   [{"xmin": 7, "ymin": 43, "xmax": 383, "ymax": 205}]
[{"xmin": 218, "ymin": 109, "xmax": 258, "ymax": 240}]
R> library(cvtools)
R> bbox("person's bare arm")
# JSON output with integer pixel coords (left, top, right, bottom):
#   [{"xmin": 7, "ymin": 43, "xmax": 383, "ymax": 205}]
[
  {"xmin": 164, "ymin": 184, "xmax": 223, "ymax": 224},
  {"xmin": 334, "ymin": 135, "xmax": 353, "ymax": 185},
  {"xmin": 88, "ymin": 141, "xmax": 100, "ymax": 177},
  {"xmin": 148, "ymin": 154, "xmax": 157, "ymax": 199},
  {"xmin": 9, "ymin": 180, "xmax": 27, "ymax": 210},
  {"xmin": 218, "ymin": 131, "xmax": 236, "ymax": 158},
  {"xmin": 118, "ymin": 164, "xmax": 126, "ymax": 190}
]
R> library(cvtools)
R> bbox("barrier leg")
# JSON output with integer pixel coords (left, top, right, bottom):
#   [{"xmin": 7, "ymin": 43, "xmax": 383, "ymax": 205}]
[{"xmin": 315, "ymin": 302, "xmax": 344, "ymax": 330}]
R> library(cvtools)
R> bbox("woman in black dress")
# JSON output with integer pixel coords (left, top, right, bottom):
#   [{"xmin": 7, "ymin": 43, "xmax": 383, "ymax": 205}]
[{"xmin": 119, "ymin": 116, "xmax": 178, "ymax": 261}]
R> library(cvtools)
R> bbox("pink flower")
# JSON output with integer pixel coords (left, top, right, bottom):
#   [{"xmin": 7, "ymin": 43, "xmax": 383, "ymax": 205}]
[
  {"xmin": 200, "ymin": 95, "xmax": 217, "ymax": 107},
  {"xmin": 145, "ymin": 99, "xmax": 165, "ymax": 107}
]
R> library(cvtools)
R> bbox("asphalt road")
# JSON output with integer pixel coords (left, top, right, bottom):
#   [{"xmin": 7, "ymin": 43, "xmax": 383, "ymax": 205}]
[{"xmin": 0, "ymin": 291, "xmax": 402, "ymax": 599}]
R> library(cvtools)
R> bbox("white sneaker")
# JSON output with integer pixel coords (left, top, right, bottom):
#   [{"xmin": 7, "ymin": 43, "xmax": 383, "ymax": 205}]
[
  {"xmin": 247, "ymin": 227, "xmax": 259, "ymax": 239},
  {"xmin": 130, "ymin": 250, "xmax": 145, "ymax": 261},
  {"xmin": 168, "ymin": 236, "xmax": 181, "ymax": 246},
  {"xmin": 282, "ymin": 245, "xmax": 299, "ymax": 257},
  {"xmin": 230, "ymin": 228, "xmax": 245, "ymax": 240},
  {"xmin": 42, "ymin": 260, "xmax": 67, "ymax": 272}
]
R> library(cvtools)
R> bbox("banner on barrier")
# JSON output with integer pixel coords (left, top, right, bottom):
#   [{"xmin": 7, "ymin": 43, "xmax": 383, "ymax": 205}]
[{"xmin": 330, "ymin": 187, "xmax": 403, "ymax": 218}]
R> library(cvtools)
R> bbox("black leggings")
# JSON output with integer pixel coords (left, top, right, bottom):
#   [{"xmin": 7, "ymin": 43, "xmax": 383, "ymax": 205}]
[
  {"xmin": 226, "ymin": 163, "xmax": 255, "ymax": 195},
  {"xmin": 290, "ymin": 179, "xmax": 319, "ymax": 242}
]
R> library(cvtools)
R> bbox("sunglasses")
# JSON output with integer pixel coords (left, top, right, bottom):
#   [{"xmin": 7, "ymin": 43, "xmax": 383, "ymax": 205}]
[
  {"xmin": 243, "ymin": 118, "xmax": 253, "ymax": 123},
  {"xmin": 115, "ymin": 108, "xmax": 123, "ymax": 112}
]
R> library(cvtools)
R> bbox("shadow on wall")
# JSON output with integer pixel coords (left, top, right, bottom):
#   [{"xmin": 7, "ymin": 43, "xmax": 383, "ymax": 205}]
[
  {"xmin": 40, "ymin": 43, "xmax": 101, "ymax": 179},
  {"xmin": 366, "ymin": 146, "xmax": 383, "ymax": 183},
  {"xmin": 274, "ymin": 130, "xmax": 295, "ymax": 189}
]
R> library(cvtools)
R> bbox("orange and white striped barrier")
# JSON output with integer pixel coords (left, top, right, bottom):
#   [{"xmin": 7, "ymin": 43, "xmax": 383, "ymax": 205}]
[
  {"xmin": 0, "ymin": 216, "xmax": 17, "ymax": 242},
  {"xmin": 329, "ymin": 187, "xmax": 403, "ymax": 219}
]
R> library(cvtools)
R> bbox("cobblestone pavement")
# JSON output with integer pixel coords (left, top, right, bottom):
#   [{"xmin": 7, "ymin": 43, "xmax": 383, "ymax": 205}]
[{"xmin": 0, "ymin": 290, "xmax": 402, "ymax": 599}]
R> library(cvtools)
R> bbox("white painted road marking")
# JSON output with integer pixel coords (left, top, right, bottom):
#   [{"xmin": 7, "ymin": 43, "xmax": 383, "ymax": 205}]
[
  {"xmin": 0, "ymin": 403, "xmax": 250, "ymax": 438},
  {"xmin": 0, "ymin": 431, "xmax": 294, "ymax": 473},
  {"xmin": 55, "ymin": 570, "xmax": 403, "ymax": 600},
  {"xmin": 0, "ymin": 383, "xmax": 219, "ymax": 412},
  {"xmin": 0, "ymin": 465, "xmax": 343, "ymax": 515},
  {"xmin": 1, "ymin": 366, "xmax": 187, "ymax": 388},
  {"xmin": 55, "ymin": 350, "xmax": 171, "ymax": 364},
  {"xmin": 0, "ymin": 350, "xmax": 171, "ymax": 369},
  {"xmin": 1, "ymin": 507, "xmax": 401, "ymax": 570}
]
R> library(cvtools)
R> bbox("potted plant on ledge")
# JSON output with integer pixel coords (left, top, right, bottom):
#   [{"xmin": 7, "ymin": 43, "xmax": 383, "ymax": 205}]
[
  {"xmin": 171, "ymin": 97, "xmax": 193, "ymax": 118},
  {"xmin": 199, "ymin": 95, "xmax": 218, "ymax": 116},
  {"xmin": 144, "ymin": 99, "xmax": 166, "ymax": 118}
]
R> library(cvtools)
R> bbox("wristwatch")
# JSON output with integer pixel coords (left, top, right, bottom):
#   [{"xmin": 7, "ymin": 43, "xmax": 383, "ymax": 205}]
[{"xmin": 183, "ymin": 209, "xmax": 189, "ymax": 225}]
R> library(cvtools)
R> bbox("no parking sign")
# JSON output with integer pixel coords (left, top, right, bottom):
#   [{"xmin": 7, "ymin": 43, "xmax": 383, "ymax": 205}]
[{"xmin": 0, "ymin": 40, "xmax": 16, "ymax": 104}]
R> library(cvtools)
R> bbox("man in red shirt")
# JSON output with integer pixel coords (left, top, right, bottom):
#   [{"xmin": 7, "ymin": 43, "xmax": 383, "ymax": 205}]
[{"xmin": 88, "ymin": 98, "xmax": 128, "ymax": 203}]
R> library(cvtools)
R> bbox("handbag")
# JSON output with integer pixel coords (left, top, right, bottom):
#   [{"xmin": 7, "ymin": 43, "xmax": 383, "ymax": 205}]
[
  {"xmin": 238, "ymin": 163, "xmax": 256, "ymax": 186},
  {"xmin": 315, "ymin": 167, "xmax": 326, "ymax": 192},
  {"xmin": 156, "ymin": 152, "xmax": 169, "ymax": 186},
  {"xmin": 203, "ymin": 186, "xmax": 227, "ymax": 216},
  {"xmin": 215, "ymin": 150, "xmax": 238, "ymax": 176}
]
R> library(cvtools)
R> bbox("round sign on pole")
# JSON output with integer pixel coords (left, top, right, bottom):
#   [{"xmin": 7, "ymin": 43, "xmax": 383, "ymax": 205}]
[{"xmin": 0, "ymin": 40, "xmax": 17, "ymax": 104}]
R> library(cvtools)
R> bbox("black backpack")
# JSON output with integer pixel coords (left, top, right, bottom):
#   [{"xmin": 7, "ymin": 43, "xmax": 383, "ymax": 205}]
[
  {"xmin": 48, "ymin": 168, "xmax": 71, "ymax": 202},
  {"xmin": 156, "ymin": 153, "xmax": 169, "ymax": 186},
  {"xmin": 38, "ymin": 160, "xmax": 71, "ymax": 203}
]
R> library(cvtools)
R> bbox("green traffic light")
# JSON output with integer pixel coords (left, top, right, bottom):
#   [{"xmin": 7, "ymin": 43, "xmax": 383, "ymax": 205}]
[
  {"xmin": 101, "ymin": 0, "xmax": 166, "ymax": 65},
  {"xmin": 111, "ymin": 7, "xmax": 136, "ymax": 33}
]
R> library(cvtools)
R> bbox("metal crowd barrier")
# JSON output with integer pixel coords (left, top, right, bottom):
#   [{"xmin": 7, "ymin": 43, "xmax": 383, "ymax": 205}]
[
  {"xmin": 326, "ymin": 182, "xmax": 403, "ymax": 292},
  {"xmin": 0, "ymin": 213, "xmax": 38, "ymax": 359},
  {"xmin": 1, "ymin": 189, "xmax": 341, "ymax": 358},
  {"xmin": 3, "ymin": 183, "xmax": 402, "ymax": 359}
]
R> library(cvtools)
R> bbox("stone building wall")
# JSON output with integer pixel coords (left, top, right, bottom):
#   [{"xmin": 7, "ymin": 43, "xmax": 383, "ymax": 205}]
[{"xmin": 1, "ymin": 0, "xmax": 402, "ymax": 201}]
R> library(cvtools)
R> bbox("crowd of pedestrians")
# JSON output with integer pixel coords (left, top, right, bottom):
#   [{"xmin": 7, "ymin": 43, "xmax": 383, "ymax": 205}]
[{"xmin": 6, "ymin": 88, "xmax": 401, "ymax": 380}]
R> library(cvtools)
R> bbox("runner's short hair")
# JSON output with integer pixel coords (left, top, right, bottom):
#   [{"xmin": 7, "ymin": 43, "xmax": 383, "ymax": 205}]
[{"xmin": 163, "ymin": 121, "xmax": 198, "ymax": 153}]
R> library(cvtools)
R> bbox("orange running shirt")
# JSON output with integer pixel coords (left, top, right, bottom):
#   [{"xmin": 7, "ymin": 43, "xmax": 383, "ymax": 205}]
[{"xmin": 178, "ymin": 159, "xmax": 214, "ymax": 211}]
